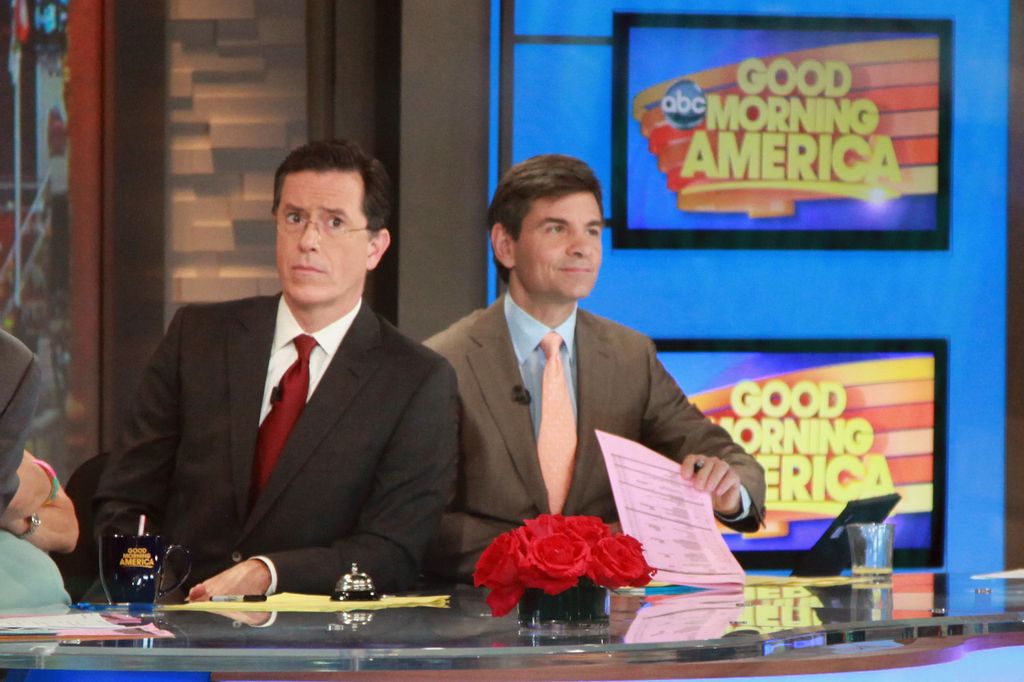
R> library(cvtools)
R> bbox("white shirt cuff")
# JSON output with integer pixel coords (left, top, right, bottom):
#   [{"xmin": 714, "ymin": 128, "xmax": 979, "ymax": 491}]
[
  {"xmin": 251, "ymin": 555, "xmax": 278, "ymax": 595},
  {"xmin": 249, "ymin": 611, "xmax": 278, "ymax": 628}
]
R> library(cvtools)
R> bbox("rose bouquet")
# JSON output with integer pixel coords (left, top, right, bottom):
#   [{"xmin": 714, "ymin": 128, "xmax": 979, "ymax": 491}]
[{"xmin": 473, "ymin": 514, "xmax": 656, "ymax": 617}]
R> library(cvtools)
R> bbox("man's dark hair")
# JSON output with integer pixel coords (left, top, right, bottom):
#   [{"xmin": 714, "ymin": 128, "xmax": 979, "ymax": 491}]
[
  {"xmin": 272, "ymin": 139, "xmax": 392, "ymax": 232},
  {"xmin": 488, "ymin": 154, "xmax": 603, "ymax": 283}
]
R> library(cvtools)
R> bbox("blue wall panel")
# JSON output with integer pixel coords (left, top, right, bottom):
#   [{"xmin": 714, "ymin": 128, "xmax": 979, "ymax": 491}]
[{"xmin": 499, "ymin": 0, "xmax": 1009, "ymax": 572}]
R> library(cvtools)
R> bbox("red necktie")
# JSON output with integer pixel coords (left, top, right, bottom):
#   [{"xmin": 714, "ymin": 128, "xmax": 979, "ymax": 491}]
[
  {"xmin": 250, "ymin": 334, "xmax": 318, "ymax": 505},
  {"xmin": 537, "ymin": 332, "xmax": 576, "ymax": 514}
]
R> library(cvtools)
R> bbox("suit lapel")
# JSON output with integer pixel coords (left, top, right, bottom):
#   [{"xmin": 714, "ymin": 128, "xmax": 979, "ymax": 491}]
[
  {"xmin": 466, "ymin": 299, "xmax": 550, "ymax": 513},
  {"xmin": 227, "ymin": 297, "xmax": 279, "ymax": 522},
  {"xmin": 242, "ymin": 303, "xmax": 382, "ymax": 537},
  {"xmin": 565, "ymin": 310, "xmax": 614, "ymax": 512}
]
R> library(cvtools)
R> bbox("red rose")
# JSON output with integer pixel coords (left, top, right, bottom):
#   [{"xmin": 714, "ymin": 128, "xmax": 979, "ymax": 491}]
[
  {"xmin": 522, "ymin": 514, "xmax": 567, "ymax": 540},
  {"xmin": 562, "ymin": 515, "xmax": 611, "ymax": 548},
  {"xmin": 520, "ymin": 533, "xmax": 590, "ymax": 594},
  {"xmin": 484, "ymin": 582, "xmax": 526, "ymax": 618},
  {"xmin": 587, "ymin": 535, "xmax": 655, "ymax": 589},
  {"xmin": 473, "ymin": 530, "xmax": 526, "ymax": 590},
  {"xmin": 475, "ymin": 516, "xmax": 638, "ymax": 617}
]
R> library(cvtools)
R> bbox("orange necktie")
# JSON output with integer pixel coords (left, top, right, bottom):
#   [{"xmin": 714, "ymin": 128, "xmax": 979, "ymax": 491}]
[{"xmin": 536, "ymin": 332, "xmax": 576, "ymax": 514}]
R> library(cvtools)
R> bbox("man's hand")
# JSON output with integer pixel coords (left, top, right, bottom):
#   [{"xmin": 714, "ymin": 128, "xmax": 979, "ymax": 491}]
[
  {"xmin": 680, "ymin": 454, "xmax": 742, "ymax": 517},
  {"xmin": 187, "ymin": 560, "xmax": 271, "ymax": 602},
  {"xmin": 209, "ymin": 610, "xmax": 274, "ymax": 628}
]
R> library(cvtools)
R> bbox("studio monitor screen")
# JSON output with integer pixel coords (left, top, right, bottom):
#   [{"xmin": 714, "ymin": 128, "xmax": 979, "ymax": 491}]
[
  {"xmin": 613, "ymin": 13, "xmax": 953, "ymax": 250},
  {"xmin": 656, "ymin": 339, "xmax": 946, "ymax": 569}
]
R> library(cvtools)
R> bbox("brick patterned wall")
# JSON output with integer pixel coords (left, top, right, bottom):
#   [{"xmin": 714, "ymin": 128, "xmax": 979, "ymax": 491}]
[{"xmin": 165, "ymin": 0, "xmax": 306, "ymax": 314}]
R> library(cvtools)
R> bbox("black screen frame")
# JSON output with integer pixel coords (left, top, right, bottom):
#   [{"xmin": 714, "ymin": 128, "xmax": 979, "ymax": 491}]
[{"xmin": 611, "ymin": 12, "xmax": 954, "ymax": 251}]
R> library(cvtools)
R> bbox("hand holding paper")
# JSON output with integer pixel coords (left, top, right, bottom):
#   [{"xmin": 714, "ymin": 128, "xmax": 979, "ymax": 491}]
[
  {"xmin": 680, "ymin": 453, "xmax": 742, "ymax": 517},
  {"xmin": 597, "ymin": 430, "xmax": 744, "ymax": 588}
]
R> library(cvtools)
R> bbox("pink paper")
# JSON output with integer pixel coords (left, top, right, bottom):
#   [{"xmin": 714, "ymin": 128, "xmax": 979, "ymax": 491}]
[
  {"xmin": 625, "ymin": 589, "xmax": 746, "ymax": 643},
  {"xmin": 596, "ymin": 430, "xmax": 745, "ymax": 587}
]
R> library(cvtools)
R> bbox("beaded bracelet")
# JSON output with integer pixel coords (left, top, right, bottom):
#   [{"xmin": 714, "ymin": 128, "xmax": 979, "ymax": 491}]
[{"xmin": 31, "ymin": 458, "xmax": 60, "ymax": 502}]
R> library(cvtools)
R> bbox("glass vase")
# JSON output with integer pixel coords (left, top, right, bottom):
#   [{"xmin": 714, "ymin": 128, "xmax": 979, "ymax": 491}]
[{"xmin": 517, "ymin": 577, "xmax": 609, "ymax": 631}]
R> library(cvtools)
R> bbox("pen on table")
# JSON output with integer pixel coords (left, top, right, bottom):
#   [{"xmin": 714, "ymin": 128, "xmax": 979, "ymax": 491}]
[
  {"xmin": 210, "ymin": 595, "xmax": 268, "ymax": 602},
  {"xmin": 73, "ymin": 602, "xmax": 136, "ymax": 612}
]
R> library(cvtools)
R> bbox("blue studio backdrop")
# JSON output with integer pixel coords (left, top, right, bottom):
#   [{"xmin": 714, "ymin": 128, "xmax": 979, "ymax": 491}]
[{"xmin": 490, "ymin": 0, "xmax": 1008, "ymax": 574}]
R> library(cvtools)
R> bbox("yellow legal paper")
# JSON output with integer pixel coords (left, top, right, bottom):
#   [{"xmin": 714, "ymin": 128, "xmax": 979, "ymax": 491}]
[{"xmin": 161, "ymin": 593, "xmax": 449, "ymax": 613}]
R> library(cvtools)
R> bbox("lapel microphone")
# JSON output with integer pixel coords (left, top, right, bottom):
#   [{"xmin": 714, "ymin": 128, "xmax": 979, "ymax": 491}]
[
  {"xmin": 271, "ymin": 385, "xmax": 284, "ymax": 402},
  {"xmin": 512, "ymin": 385, "xmax": 531, "ymax": 405}
]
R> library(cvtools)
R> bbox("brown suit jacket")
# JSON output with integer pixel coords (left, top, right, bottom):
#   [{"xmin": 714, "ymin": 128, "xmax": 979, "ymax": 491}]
[{"xmin": 424, "ymin": 297, "xmax": 765, "ymax": 582}]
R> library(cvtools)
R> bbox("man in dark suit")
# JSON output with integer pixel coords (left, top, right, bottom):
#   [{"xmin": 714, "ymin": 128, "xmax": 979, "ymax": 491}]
[
  {"xmin": 95, "ymin": 140, "xmax": 458, "ymax": 598},
  {"xmin": 425, "ymin": 154, "xmax": 765, "ymax": 582}
]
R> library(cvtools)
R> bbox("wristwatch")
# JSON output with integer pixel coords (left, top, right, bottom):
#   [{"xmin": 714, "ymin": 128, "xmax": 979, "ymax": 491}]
[{"xmin": 19, "ymin": 513, "xmax": 41, "ymax": 538}]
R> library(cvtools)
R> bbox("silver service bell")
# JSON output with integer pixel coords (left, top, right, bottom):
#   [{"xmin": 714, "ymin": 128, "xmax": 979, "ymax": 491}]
[{"xmin": 331, "ymin": 563, "xmax": 379, "ymax": 601}]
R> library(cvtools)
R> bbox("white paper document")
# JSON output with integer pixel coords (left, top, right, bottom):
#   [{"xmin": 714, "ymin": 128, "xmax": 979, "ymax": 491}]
[
  {"xmin": 0, "ymin": 612, "xmax": 173, "ymax": 639},
  {"xmin": 0, "ymin": 613, "xmax": 116, "ymax": 631},
  {"xmin": 597, "ymin": 430, "xmax": 745, "ymax": 587}
]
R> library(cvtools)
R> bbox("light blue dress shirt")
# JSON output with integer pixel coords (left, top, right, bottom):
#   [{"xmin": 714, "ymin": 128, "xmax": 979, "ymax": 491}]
[{"xmin": 504, "ymin": 295, "xmax": 577, "ymax": 439}]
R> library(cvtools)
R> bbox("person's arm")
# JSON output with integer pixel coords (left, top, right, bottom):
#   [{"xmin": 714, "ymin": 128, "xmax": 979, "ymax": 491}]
[
  {"xmin": 187, "ymin": 559, "xmax": 272, "ymax": 600},
  {"xmin": 679, "ymin": 453, "xmax": 745, "ymax": 517},
  {"xmin": 4, "ymin": 486, "xmax": 79, "ymax": 553},
  {"xmin": 0, "ymin": 344, "xmax": 41, "ymax": 515},
  {"xmin": 0, "ymin": 452, "xmax": 80, "ymax": 553},
  {"xmin": 639, "ymin": 339, "xmax": 766, "ymax": 531},
  {"xmin": 93, "ymin": 309, "xmax": 188, "ymax": 541},
  {"xmin": 0, "ymin": 451, "xmax": 51, "ymax": 526}
]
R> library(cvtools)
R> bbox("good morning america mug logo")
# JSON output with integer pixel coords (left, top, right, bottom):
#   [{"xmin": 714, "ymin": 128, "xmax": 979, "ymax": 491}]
[
  {"xmin": 660, "ymin": 79, "xmax": 706, "ymax": 129},
  {"xmin": 612, "ymin": 14, "xmax": 952, "ymax": 250}
]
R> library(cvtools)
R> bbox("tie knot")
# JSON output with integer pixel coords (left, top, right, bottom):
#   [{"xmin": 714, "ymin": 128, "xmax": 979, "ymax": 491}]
[
  {"xmin": 292, "ymin": 334, "xmax": 317, "ymax": 361},
  {"xmin": 539, "ymin": 332, "xmax": 563, "ymax": 359}
]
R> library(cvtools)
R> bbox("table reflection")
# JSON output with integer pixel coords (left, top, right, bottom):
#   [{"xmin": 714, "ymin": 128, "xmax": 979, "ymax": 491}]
[{"xmin": 3, "ymin": 574, "xmax": 1024, "ymax": 675}]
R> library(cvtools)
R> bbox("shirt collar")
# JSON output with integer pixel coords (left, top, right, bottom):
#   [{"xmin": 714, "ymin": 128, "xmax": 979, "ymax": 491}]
[
  {"xmin": 274, "ymin": 297, "xmax": 362, "ymax": 359},
  {"xmin": 503, "ymin": 294, "xmax": 577, "ymax": 366}
]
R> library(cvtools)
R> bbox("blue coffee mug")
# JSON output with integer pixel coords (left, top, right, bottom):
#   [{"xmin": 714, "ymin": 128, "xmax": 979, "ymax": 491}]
[{"xmin": 99, "ymin": 533, "xmax": 191, "ymax": 604}]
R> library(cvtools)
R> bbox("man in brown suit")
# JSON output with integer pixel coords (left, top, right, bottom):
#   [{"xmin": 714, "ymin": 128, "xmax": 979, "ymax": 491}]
[{"xmin": 425, "ymin": 154, "xmax": 765, "ymax": 582}]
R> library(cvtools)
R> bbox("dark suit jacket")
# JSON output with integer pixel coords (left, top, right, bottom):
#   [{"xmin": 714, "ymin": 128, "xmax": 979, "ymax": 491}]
[
  {"xmin": 94, "ymin": 296, "xmax": 458, "ymax": 594},
  {"xmin": 0, "ymin": 330, "xmax": 41, "ymax": 516},
  {"xmin": 424, "ymin": 297, "xmax": 766, "ymax": 582}
]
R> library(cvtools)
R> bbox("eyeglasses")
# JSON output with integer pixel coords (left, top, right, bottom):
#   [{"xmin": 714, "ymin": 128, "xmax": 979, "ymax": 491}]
[{"xmin": 277, "ymin": 211, "xmax": 370, "ymax": 240}]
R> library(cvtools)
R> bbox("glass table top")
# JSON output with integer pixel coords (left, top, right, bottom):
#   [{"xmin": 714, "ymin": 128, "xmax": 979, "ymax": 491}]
[{"xmin": 1, "ymin": 574, "xmax": 1022, "ymax": 674}]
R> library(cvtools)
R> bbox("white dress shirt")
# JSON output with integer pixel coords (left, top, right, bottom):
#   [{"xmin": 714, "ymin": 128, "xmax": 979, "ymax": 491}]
[{"xmin": 257, "ymin": 299, "xmax": 362, "ymax": 425}]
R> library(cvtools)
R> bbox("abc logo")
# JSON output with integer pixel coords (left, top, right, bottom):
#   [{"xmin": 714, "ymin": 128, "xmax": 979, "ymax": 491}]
[{"xmin": 660, "ymin": 79, "xmax": 706, "ymax": 130}]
